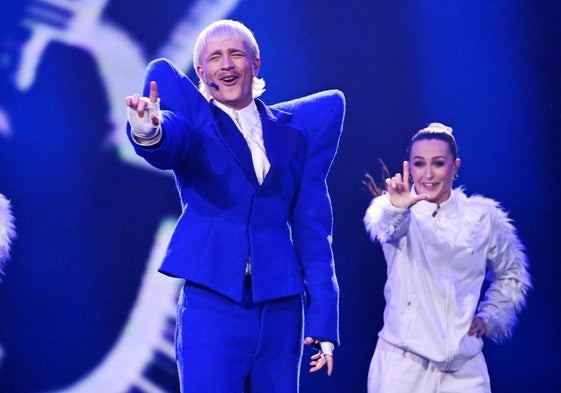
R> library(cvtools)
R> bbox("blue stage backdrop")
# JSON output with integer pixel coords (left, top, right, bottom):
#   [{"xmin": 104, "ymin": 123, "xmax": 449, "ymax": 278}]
[{"xmin": 0, "ymin": 1, "xmax": 559, "ymax": 392}]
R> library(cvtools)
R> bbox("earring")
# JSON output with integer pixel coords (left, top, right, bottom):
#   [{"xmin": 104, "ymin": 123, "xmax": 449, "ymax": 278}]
[{"xmin": 453, "ymin": 173, "xmax": 459, "ymax": 181}]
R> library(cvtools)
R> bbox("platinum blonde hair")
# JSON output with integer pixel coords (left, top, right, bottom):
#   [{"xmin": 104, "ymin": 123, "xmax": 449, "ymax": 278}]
[{"xmin": 193, "ymin": 20, "xmax": 266, "ymax": 100}]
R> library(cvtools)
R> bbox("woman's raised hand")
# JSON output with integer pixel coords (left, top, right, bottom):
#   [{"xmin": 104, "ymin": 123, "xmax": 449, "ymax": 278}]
[{"xmin": 386, "ymin": 161, "xmax": 428, "ymax": 209}]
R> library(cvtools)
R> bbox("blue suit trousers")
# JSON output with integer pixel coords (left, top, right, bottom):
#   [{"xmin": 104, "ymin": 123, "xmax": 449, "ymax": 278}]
[{"xmin": 176, "ymin": 281, "xmax": 304, "ymax": 392}]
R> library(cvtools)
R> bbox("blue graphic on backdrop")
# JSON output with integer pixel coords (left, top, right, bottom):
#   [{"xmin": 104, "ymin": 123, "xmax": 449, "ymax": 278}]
[
  {"xmin": 0, "ymin": 1, "xmax": 559, "ymax": 392},
  {"xmin": 0, "ymin": 1, "xmax": 239, "ymax": 392}
]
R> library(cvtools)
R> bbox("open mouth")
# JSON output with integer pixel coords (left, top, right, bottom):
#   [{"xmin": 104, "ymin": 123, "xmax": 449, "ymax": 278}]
[
  {"xmin": 422, "ymin": 182, "xmax": 437, "ymax": 187},
  {"xmin": 220, "ymin": 75, "xmax": 238, "ymax": 84}
]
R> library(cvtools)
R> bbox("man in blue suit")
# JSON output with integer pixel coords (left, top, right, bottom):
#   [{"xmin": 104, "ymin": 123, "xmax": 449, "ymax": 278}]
[{"xmin": 125, "ymin": 19, "xmax": 345, "ymax": 392}]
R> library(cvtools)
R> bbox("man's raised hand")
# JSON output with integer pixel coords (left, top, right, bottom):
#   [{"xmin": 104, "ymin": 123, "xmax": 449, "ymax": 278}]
[{"xmin": 125, "ymin": 81, "xmax": 161, "ymax": 138}]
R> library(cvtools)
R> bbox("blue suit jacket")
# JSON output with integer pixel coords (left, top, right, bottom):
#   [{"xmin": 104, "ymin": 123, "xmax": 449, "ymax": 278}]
[{"xmin": 128, "ymin": 58, "xmax": 344, "ymax": 345}]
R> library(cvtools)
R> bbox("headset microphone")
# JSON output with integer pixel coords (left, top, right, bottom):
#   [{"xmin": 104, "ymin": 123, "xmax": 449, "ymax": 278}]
[{"xmin": 209, "ymin": 81, "xmax": 219, "ymax": 90}]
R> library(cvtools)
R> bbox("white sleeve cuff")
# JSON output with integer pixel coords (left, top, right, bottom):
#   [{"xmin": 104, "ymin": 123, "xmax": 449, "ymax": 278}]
[
  {"xmin": 319, "ymin": 341, "xmax": 335, "ymax": 356},
  {"xmin": 131, "ymin": 127, "xmax": 162, "ymax": 146}
]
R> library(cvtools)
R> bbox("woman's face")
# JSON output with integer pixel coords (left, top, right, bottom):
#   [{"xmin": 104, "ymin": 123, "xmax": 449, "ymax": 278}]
[{"xmin": 409, "ymin": 138, "xmax": 461, "ymax": 206}]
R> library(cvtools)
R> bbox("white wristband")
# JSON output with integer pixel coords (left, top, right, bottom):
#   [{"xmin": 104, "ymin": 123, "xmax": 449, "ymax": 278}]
[
  {"xmin": 127, "ymin": 97, "xmax": 161, "ymax": 138},
  {"xmin": 319, "ymin": 341, "xmax": 334, "ymax": 356}
]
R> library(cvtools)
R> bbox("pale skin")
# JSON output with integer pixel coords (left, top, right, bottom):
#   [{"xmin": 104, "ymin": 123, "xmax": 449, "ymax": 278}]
[
  {"xmin": 195, "ymin": 39, "xmax": 259, "ymax": 110},
  {"xmin": 124, "ymin": 80, "xmax": 161, "ymax": 126},
  {"xmin": 125, "ymin": 39, "xmax": 260, "ymax": 115},
  {"xmin": 125, "ymin": 43, "xmax": 333, "ymax": 375},
  {"xmin": 385, "ymin": 138, "xmax": 486, "ymax": 338},
  {"xmin": 304, "ymin": 337, "xmax": 334, "ymax": 376}
]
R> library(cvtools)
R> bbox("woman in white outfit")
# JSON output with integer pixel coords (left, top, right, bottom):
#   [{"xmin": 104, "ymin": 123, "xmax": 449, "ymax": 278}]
[{"xmin": 363, "ymin": 123, "xmax": 531, "ymax": 393}]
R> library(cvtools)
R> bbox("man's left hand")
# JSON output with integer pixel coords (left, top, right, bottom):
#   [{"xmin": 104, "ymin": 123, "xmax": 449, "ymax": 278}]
[{"xmin": 304, "ymin": 337, "xmax": 334, "ymax": 376}]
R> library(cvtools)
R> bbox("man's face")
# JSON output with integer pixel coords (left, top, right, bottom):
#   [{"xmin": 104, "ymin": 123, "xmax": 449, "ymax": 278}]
[{"xmin": 196, "ymin": 39, "xmax": 260, "ymax": 110}]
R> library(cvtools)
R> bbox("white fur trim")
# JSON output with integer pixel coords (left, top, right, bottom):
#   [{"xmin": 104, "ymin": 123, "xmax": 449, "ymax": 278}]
[{"xmin": 0, "ymin": 194, "xmax": 16, "ymax": 281}]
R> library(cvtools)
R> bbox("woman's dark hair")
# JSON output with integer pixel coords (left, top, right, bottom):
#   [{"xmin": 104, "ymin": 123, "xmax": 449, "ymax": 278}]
[
  {"xmin": 408, "ymin": 122, "xmax": 458, "ymax": 160},
  {"xmin": 362, "ymin": 158, "xmax": 390, "ymax": 198}
]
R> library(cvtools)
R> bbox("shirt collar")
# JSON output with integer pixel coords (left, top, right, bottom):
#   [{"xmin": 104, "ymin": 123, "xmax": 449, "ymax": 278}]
[
  {"xmin": 213, "ymin": 99, "xmax": 260, "ymax": 128},
  {"xmin": 411, "ymin": 186, "xmax": 459, "ymax": 217}
]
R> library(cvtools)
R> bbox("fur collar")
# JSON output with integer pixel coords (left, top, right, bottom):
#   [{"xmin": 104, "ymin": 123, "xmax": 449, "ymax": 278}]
[{"xmin": 0, "ymin": 193, "xmax": 15, "ymax": 281}]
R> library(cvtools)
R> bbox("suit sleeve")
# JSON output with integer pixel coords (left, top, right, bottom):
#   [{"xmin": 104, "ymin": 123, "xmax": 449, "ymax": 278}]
[
  {"xmin": 126, "ymin": 58, "xmax": 213, "ymax": 170},
  {"xmin": 273, "ymin": 90, "xmax": 345, "ymax": 346}
]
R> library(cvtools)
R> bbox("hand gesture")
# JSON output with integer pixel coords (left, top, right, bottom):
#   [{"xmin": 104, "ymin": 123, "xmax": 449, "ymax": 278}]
[
  {"xmin": 125, "ymin": 81, "xmax": 161, "ymax": 137},
  {"xmin": 303, "ymin": 337, "xmax": 333, "ymax": 376},
  {"xmin": 386, "ymin": 161, "xmax": 428, "ymax": 209}
]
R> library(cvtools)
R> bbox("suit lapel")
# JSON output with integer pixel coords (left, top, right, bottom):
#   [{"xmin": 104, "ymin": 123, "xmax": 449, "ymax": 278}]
[
  {"xmin": 261, "ymin": 116, "xmax": 301, "ymax": 168},
  {"xmin": 258, "ymin": 100, "xmax": 302, "ymax": 170},
  {"xmin": 211, "ymin": 99, "xmax": 302, "ymax": 187},
  {"xmin": 212, "ymin": 103, "xmax": 259, "ymax": 185}
]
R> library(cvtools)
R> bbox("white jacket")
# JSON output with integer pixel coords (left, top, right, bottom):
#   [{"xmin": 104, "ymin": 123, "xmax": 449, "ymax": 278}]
[{"xmin": 363, "ymin": 188, "xmax": 531, "ymax": 372}]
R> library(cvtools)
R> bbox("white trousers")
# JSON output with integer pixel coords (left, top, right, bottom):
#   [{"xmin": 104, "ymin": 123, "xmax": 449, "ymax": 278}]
[{"xmin": 367, "ymin": 339, "xmax": 491, "ymax": 393}]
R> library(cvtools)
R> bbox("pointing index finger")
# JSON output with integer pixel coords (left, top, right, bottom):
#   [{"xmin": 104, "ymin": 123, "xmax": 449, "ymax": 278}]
[
  {"xmin": 403, "ymin": 161, "xmax": 410, "ymax": 188},
  {"xmin": 149, "ymin": 81, "xmax": 158, "ymax": 103}
]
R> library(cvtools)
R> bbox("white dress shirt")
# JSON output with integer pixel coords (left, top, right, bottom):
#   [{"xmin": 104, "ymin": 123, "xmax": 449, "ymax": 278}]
[{"xmin": 213, "ymin": 100, "xmax": 270, "ymax": 184}]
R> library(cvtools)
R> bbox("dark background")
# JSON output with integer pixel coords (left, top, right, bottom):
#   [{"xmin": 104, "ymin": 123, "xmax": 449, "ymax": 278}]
[{"xmin": 0, "ymin": 1, "xmax": 559, "ymax": 392}]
